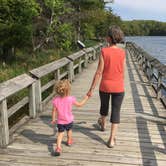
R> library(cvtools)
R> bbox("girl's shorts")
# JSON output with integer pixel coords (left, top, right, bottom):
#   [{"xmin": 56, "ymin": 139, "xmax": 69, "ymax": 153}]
[{"xmin": 57, "ymin": 122, "xmax": 73, "ymax": 132}]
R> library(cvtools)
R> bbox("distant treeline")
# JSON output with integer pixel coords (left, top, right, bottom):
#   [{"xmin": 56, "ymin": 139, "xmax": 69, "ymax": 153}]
[
  {"xmin": 122, "ymin": 20, "xmax": 166, "ymax": 36},
  {"xmin": 0, "ymin": 0, "xmax": 166, "ymax": 61}
]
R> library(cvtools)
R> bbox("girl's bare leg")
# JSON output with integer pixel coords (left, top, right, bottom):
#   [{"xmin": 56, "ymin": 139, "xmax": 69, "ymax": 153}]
[
  {"xmin": 67, "ymin": 129, "xmax": 72, "ymax": 141},
  {"xmin": 57, "ymin": 132, "xmax": 64, "ymax": 148},
  {"xmin": 67, "ymin": 129, "xmax": 73, "ymax": 146}
]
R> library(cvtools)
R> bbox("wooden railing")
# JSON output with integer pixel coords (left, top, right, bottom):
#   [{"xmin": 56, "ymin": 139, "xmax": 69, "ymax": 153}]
[
  {"xmin": 0, "ymin": 44, "xmax": 102, "ymax": 147},
  {"xmin": 126, "ymin": 42, "xmax": 166, "ymax": 106}
]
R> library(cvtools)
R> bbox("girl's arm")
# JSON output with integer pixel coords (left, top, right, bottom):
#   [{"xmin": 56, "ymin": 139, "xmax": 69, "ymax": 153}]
[
  {"xmin": 74, "ymin": 96, "xmax": 89, "ymax": 107},
  {"xmin": 51, "ymin": 107, "xmax": 57, "ymax": 124},
  {"xmin": 87, "ymin": 54, "xmax": 104, "ymax": 96}
]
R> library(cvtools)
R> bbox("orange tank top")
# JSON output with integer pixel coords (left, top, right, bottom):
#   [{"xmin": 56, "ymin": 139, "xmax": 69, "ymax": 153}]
[{"xmin": 99, "ymin": 46, "xmax": 125, "ymax": 93}]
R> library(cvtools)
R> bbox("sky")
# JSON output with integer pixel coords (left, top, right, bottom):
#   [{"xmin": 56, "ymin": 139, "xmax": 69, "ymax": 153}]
[{"xmin": 105, "ymin": 0, "xmax": 166, "ymax": 22}]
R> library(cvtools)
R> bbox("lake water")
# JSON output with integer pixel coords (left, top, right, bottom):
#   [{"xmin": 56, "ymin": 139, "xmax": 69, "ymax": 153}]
[
  {"xmin": 126, "ymin": 36, "xmax": 166, "ymax": 98},
  {"xmin": 126, "ymin": 36, "xmax": 166, "ymax": 65}
]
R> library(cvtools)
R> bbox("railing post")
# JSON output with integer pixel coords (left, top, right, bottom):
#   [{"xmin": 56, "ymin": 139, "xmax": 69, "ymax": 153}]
[
  {"xmin": 68, "ymin": 61, "xmax": 74, "ymax": 82},
  {"xmin": 149, "ymin": 64, "xmax": 154, "ymax": 86},
  {"xmin": 35, "ymin": 79, "xmax": 42, "ymax": 112},
  {"xmin": 92, "ymin": 48, "xmax": 96, "ymax": 60},
  {"xmin": 55, "ymin": 69, "xmax": 60, "ymax": 80},
  {"xmin": 29, "ymin": 83, "xmax": 36, "ymax": 118},
  {"xmin": 78, "ymin": 57, "xmax": 82, "ymax": 73},
  {"xmin": 157, "ymin": 73, "xmax": 162, "ymax": 99},
  {"xmin": 96, "ymin": 46, "xmax": 100, "ymax": 58},
  {"xmin": 84, "ymin": 51, "xmax": 88, "ymax": 68},
  {"xmin": 0, "ymin": 99, "xmax": 9, "ymax": 147}
]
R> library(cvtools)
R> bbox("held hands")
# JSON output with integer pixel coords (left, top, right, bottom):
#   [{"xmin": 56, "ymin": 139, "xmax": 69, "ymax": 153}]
[
  {"xmin": 51, "ymin": 120, "xmax": 57, "ymax": 125},
  {"xmin": 87, "ymin": 89, "xmax": 93, "ymax": 97}
]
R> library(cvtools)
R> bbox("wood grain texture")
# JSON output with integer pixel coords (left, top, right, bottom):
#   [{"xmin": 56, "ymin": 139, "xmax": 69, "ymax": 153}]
[
  {"xmin": 0, "ymin": 74, "xmax": 35, "ymax": 101},
  {"xmin": 0, "ymin": 45, "xmax": 165, "ymax": 165}
]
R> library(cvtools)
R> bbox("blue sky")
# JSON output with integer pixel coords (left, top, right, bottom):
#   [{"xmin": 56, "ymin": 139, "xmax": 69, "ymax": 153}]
[{"xmin": 105, "ymin": 0, "xmax": 166, "ymax": 22}]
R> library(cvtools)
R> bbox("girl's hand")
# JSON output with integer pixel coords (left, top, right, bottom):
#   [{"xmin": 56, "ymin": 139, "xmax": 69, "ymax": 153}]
[{"xmin": 51, "ymin": 120, "xmax": 57, "ymax": 125}]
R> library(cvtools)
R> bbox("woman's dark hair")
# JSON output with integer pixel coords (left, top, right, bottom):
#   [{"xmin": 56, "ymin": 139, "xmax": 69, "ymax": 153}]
[{"xmin": 108, "ymin": 25, "xmax": 124, "ymax": 44}]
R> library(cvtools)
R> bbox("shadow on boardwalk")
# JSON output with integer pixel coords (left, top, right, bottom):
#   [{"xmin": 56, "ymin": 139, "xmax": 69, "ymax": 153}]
[
  {"xmin": 21, "ymin": 115, "xmax": 106, "ymax": 156},
  {"xmin": 126, "ymin": 53, "xmax": 166, "ymax": 166}
]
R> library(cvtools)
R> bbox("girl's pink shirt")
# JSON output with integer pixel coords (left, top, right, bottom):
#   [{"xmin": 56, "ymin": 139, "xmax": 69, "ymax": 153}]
[{"xmin": 52, "ymin": 96, "xmax": 76, "ymax": 124}]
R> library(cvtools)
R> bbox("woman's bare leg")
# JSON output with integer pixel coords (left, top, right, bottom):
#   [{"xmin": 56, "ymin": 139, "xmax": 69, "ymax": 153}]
[
  {"xmin": 98, "ymin": 116, "xmax": 106, "ymax": 131},
  {"xmin": 101, "ymin": 116, "xmax": 106, "ymax": 129},
  {"xmin": 108, "ymin": 123, "xmax": 118, "ymax": 146}
]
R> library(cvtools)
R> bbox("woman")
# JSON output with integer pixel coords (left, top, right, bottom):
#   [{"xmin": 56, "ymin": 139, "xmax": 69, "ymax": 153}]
[{"xmin": 87, "ymin": 25, "xmax": 125, "ymax": 148}]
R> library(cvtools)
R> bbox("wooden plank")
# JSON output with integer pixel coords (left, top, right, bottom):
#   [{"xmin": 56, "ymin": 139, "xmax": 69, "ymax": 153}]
[
  {"xmin": 41, "ymin": 80, "xmax": 55, "ymax": 93},
  {"xmin": 78, "ymin": 57, "xmax": 82, "ymax": 73},
  {"xmin": 30, "ymin": 58, "xmax": 70, "ymax": 78},
  {"xmin": 0, "ymin": 154, "xmax": 137, "ymax": 166},
  {"xmin": 0, "ymin": 74, "xmax": 35, "ymax": 101},
  {"xmin": 84, "ymin": 52, "xmax": 89, "ymax": 68},
  {"xmin": 7, "ymin": 142, "xmax": 166, "ymax": 160},
  {"xmin": 12, "ymin": 135, "xmax": 166, "ymax": 159},
  {"xmin": 60, "ymin": 71, "xmax": 68, "ymax": 79},
  {"xmin": 9, "ymin": 116, "xmax": 29, "ymax": 136},
  {"xmin": 35, "ymin": 80, "xmax": 42, "ymax": 112},
  {"xmin": 68, "ymin": 50, "xmax": 85, "ymax": 61},
  {"xmin": 1, "ymin": 148, "xmax": 165, "ymax": 165},
  {"xmin": 54, "ymin": 69, "xmax": 60, "ymax": 80},
  {"xmin": 0, "ymin": 99, "xmax": 9, "ymax": 146},
  {"xmin": 73, "ymin": 64, "xmax": 79, "ymax": 70},
  {"xmin": 29, "ymin": 83, "xmax": 36, "ymax": 118},
  {"xmin": 41, "ymin": 93, "xmax": 55, "ymax": 109},
  {"xmin": 8, "ymin": 97, "xmax": 29, "ymax": 118},
  {"xmin": 67, "ymin": 61, "xmax": 74, "ymax": 81}
]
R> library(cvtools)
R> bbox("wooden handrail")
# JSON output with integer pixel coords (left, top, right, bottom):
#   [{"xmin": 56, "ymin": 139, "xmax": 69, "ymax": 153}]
[
  {"xmin": 126, "ymin": 42, "xmax": 166, "ymax": 106},
  {"xmin": 0, "ymin": 74, "xmax": 36, "ymax": 147},
  {"xmin": 0, "ymin": 44, "xmax": 102, "ymax": 147}
]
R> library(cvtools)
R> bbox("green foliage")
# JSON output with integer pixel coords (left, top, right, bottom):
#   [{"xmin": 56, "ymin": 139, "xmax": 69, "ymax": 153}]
[
  {"xmin": 122, "ymin": 20, "xmax": 166, "ymax": 36},
  {"xmin": 0, "ymin": 0, "xmax": 40, "ymax": 58},
  {"xmin": 55, "ymin": 23, "xmax": 74, "ymax": 51}
]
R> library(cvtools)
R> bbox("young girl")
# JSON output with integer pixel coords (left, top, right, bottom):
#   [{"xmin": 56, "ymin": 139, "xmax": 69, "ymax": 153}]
[{"xmin": 51, "ymin": 79, "xmax": 89, "ymax": 156}]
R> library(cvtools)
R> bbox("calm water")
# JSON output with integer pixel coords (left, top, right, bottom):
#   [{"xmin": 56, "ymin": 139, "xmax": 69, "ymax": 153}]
[
  {"xmin": 126, "ymin": 36, "xmax": 166, "ymax": 97},
  {"xmin": 126, "ymin": 36, "xmax": 166, "ymax": 65}
]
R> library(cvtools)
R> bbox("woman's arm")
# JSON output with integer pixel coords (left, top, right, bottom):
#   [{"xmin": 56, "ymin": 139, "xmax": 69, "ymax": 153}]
[
  {"xmin": 87, "ymin": 54, "xmax": 104, "ymax": 96},
  {"xmin": 74, "ymin": 96, "xmax": 89, "ymax": 107}
]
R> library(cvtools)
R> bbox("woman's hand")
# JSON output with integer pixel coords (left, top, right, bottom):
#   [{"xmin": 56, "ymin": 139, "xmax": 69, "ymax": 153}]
[{"xmin": 87, "ymin": 89, "xmax": 93, "ymax": 97}]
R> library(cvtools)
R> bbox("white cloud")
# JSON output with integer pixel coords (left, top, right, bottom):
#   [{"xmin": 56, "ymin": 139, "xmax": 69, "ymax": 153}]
[{"xmin": 114, "ymin": 0, "xmax": 166, "ymax": 13}]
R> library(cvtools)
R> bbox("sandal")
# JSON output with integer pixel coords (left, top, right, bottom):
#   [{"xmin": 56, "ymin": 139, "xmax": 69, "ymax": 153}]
[
  {"xmin": 53, "ymin": 147, "xmax": 62, "ymax": 156},
  {"xmin": 67, "ymin": 139, "xmax": 73, "ymax": 146},
  {"xmin": 97, "ymin": 117, "xmax": 105, "ymax": 131}
]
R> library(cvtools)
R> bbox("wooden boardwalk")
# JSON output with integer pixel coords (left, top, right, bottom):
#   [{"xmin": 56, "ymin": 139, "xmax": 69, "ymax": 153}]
[{"xmin": 0, "ymin": 50, "xmax": 166, "ymax": 166}]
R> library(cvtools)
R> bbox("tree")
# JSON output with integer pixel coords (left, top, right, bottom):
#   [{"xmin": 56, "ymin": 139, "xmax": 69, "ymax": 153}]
[
  {"xmin": 0, "ymin": 0, "xmax": 40, "ymax": 59},
  {"xmin": 68, "ymin": 0, "xmax": 105, "ymax": 40}
]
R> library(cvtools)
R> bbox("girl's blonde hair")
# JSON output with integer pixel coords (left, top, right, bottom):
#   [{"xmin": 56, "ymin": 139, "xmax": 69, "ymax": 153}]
[{"xmin": 54, "ymin": 79, "xmax": 71, "ymax": 97}]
